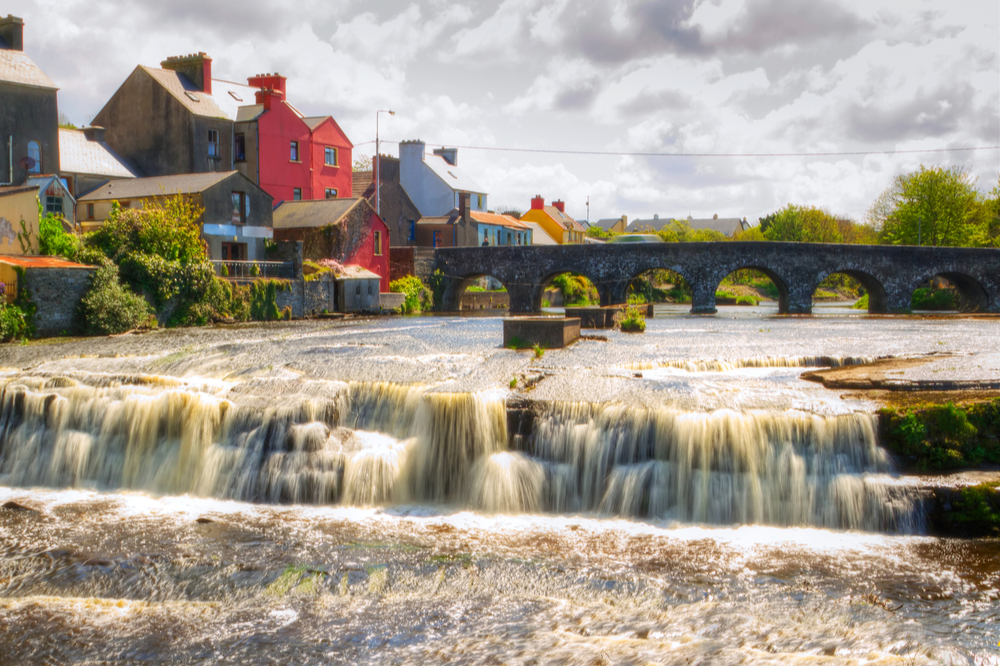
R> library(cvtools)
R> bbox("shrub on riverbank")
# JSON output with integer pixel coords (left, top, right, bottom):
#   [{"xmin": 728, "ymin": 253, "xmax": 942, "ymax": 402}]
[
  {"xmin": 390, "ymin": 275, "xmax": 432, "ymax": 314},
  {"xmin": 616, "ymin": 306, "xmax": 646, "ymax": 332},
  {"xmin": 78, "ymin": 262, "xmax": 155, "ymax": 335},
  {"xmin": 552, "ymin": 273, "xmax": 599, "ymax": 306},
  {"xmin": 911, "ymin": 287, "xmax": 960, "ymax": 310},
  {"xmin": 879, "ymin": 399, "xmax": 1000, "ymax": 470}
]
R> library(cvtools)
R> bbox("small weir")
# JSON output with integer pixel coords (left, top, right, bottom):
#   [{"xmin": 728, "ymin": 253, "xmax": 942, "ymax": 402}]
[{"xmin": 0, "ymin": 364, "xmax": 922, "ymax": 533}]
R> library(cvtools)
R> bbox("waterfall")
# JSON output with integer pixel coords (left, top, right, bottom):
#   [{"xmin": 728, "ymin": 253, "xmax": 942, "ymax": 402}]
[{"xmin": 0, "ymin": 375, "xmax": 922, "ymax": 532}]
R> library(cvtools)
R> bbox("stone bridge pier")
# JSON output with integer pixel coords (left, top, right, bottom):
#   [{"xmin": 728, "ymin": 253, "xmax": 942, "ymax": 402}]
[{"xmin": 432, "ymin": 242, "xmax": 1000, "ymax": 315}]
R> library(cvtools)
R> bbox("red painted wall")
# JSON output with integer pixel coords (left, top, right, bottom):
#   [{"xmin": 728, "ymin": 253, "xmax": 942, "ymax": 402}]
[
  {"xmin": 344, "ymin": 211, "xmax": 390, "ymax": 291},
  {"xmin": 308, "ymin": 117, "xmax": 353, "ymax": 200},
  {"xmin": 256, "ymin": 98, "xmax": 312, "ymax": 205}
]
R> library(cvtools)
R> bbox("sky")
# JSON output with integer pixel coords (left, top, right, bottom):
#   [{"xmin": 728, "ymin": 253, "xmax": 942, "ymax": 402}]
[{"xmin": 17, "ymin": 0, "xmax": 1000, "ymax": 224}]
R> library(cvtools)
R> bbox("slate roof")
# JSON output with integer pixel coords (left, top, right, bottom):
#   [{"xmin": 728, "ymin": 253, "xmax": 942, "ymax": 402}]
[
  {"xmin": 235, "ymin": 104, "xmax": 264, "ymax": 122},
  {"xmin": 78, "ymin": 171, "xmax": 235, "ymax": 201},
  {"xmin": 59, "ymin": 129, "xmax": 138, "ymax": 179},
  {"xmin": 423, "ymin": 152, "xmax": 485, "ymax": 194},
  {"xmin": 594, "ymin": 217, "xmax": 626, "ymax": 230},
  {"xmin": 521, "ymin": 220, "xmax": 558, "ymax": 245},
  {"xmin": 141, "ymin": 66, "xmax": 257, "ymax": 120},
  {"xmin": 625, "ymin": 216, "xmax": 748, "ymax": 236},
  {"xmin": 353, "ymin": 170, "xmax": 374, "ymax": 196},
  {"xmin": 271, "ymin": 198, "xmax": 364, "ymax": 229},
  {"xmin": 0, "ymin": 48, "xmax": 56, "ymax": 89},
  {"xmin": 541, "ymin": 205, "xmax": 586, "ymax": 233}
]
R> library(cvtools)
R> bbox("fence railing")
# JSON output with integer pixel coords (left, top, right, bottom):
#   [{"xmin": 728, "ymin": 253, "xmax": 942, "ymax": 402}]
[
  {"xmin": 211, "ymin": 260, "xmax": 294, "ymax": 280},
  {"xmin": 0, "ymin": 280, "xmax": 15, "ymax": 304}
]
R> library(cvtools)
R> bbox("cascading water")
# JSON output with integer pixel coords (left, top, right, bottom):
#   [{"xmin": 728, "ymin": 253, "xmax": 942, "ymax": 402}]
[{"xmin": 0, "ymin": 371, "xmax": 922, "ymax": 532}]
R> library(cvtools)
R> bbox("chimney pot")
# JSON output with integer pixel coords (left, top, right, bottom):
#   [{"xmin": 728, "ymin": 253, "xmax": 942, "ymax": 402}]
[
  {"xmin": 552, "ymin": 200, "xmax": 565, "ymax": 213},
  {"xmin": 161, "ymin": 52, "xmax": 213, "ymax": 95},
  {"xmin": 530, "ymin": 195, "xmax": 544, "ymax": 210}
]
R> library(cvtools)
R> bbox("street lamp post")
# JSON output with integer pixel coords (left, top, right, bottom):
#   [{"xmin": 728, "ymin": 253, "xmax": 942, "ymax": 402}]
[{"xmin": 375, "ymin": 109, "xmax": 395, "ymax": 217}]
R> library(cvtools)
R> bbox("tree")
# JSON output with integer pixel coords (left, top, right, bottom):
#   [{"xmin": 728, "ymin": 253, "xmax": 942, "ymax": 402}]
[
  {"xmin": 757, "ymin": 204, "xmax": 845, "ymax": 243},
  {"xmin": 353, "ymin": 154, "xmax": 373, "ymax": 172},
  {"xmin": 868, "ymin": 165, "xmax": 988, "ymax": 247}
]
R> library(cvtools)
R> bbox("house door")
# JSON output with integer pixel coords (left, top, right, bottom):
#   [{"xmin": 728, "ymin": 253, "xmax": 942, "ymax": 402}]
[
  {"xmin": 221, "ymin": 242, "xmax": 248, "ymax": 277},
  {"xmin": 433, "ymin": 231, "xmax": 441, "ymax": 248}
]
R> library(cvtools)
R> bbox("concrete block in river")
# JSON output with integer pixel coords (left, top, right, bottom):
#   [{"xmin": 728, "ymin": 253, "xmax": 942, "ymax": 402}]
[
  {"xmin": 504, "ymin": 317, "xmax": 580, "ymax": 349},
  {"xmin": 565, "ymin": 304, "xmax": 653, "ymax": 329}
]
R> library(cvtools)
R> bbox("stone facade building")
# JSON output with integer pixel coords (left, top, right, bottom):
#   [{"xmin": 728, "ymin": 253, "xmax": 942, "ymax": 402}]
[{"xmin": 354, "ymin": 155, "xmax": 422, "ymax": 247}]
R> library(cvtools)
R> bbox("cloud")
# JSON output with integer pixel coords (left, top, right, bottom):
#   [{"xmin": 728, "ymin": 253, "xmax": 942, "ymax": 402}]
[{"xmin": 704, "ymin": 0, "xmax": 872, "ymax": 54}]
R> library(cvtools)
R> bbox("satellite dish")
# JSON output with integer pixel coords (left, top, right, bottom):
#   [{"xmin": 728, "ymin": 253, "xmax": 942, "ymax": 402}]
[{"xmin": 19, "ymin": 156, "xmax": 35, "ymax": 170}]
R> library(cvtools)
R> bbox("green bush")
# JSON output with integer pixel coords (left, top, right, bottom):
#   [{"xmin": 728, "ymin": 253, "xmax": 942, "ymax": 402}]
[
  {"xmin": 0, "ymin": 303, "xmax": 32, "ymax": 342},
  {"xmin": 250, "ymin": 280, "xmax": 284, "ymax": 321},
  {"xmin": 911, "ymin": 287, "xmax": 960, "ymax": 310},
  {"xmin": 390, "ymin": 275, "xmax": 431, "ymax": 314},
  {"xmin": 38, "ymin": 211, "xmax": 80, "ymax": 259},
  {"xmin": 853, "ymin": 293, "xmax": 869, "ymax": 309},
  {"xmin": 617, "ymin": 305, "xmax": 646, "ymax": 333},
  {"xmin": 78, "ymin": 262, "xmax": 154, "ymax": 335},
  {"xmin": 551, "ymin": 273, "xmax": 598, "ymax": 306},
  {"xmin": 880, "ymin": 400, "xmax": 1000, "ymax": 470}
]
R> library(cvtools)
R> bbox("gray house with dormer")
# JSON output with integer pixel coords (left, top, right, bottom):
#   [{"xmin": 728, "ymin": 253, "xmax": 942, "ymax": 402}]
[{"xmin": 398, "ymin": 140, "xmax": 487, "ymax": 217}]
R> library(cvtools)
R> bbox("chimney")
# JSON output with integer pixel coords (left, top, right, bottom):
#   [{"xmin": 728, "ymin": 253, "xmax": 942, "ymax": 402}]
[
  {"xmin": 399, "ymin": 139, "xmax": 426, "ymax": 165},
  {"xmin": 530, "ymin": 195, "xmax": 545, "ymax": 210},
  {"xmin": 552, "ymin": 199, "xmax": 565, "ymax": 213},
  {"xmin": 248, "ymin": 73, "xmax": 287, "ymax": 98},
  {"xmin": 433, "ymin": 147, "xmax": 458, "ymax": 166},
  {"xmin": 254, "ymin": 87, "xmax": 283, "ymax": 110},
  {"xmin": 161, "ymin": 52, "xmax": 213, "ymax": 94},
  {"xmin": 622, "ymin": 214, "xmax": 628, "ymax": 225},
  {"xmin": 459, "ymin": 192, "xmax": 471, "ymax": 223},
  {"xmin": 0, "ymin": 15, "xmax": 23, "ymax": 51},
  {"xmin": 82, "ymin": 126, "xmax": 106, "ymax": 143}
]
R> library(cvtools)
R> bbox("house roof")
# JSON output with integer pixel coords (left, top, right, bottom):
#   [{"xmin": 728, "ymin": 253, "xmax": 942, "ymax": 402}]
[
  {"xmin": 271, "ymin": 198, "xmax": 365, "ymax": 229},
  {"xmin": 0, "ymin": 255, "xmax": 92, "ymax": 269},
  {"xmin": 535, "ymin": 205, "xmax": 586, "ymax": 233},
  {"xmin": 28, "ymin": 175, "xmax": 75, "ymax": 205},
  {"xmin": 520, "ymin": 220, "xmax": 558, "ymax": 245},
  {"xmin": 626, "ymin": 216, "xmax": 747, "ymax": 236},
  {"xmin": 78, "ymin": 171, "xmax": 236, "ymax": 201},
  {"xmin": 0, "ymin": 185, "xmax": 37, "ymax": 199},
  {"xmin": 235, "ymin": 104, "xmax": 264, "ymax": 122},
  {"xmin": 0, "ymin": 49, "xmax": 56, "ymax": 89},
  {"xmin": 301, "ymin": 116, "xmax": 328, "ymax": 130},
  {"xmin": 59, "ymin": 128, "xmax": 138, "ymax": 179},
  {"xmin": 423, "ymin": 152, "xmax": 485, "ymax": 195},
  {"xmin": 594, "ymin": 217, "xmax": 625, "ymax": 230},
  {"xmin": 470, "ymin": 210, "xmax": 528, "ymax": 230},
  {"xmin": 141, "ymin": 66, "xmax": 257, "ymax": 120},
  {"xmin": 353, "ymin": 170, "xmax": 374, "ymax": 196}
]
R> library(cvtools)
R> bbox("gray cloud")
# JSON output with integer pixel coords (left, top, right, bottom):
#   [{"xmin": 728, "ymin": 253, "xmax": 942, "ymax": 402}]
[
  {"xmin": 715, "ymin": 0, "xmax": 870, "ymax": 53},
  {"xmin": 844, "ymin": 82, "xmax": 977, "ymax": 143}
]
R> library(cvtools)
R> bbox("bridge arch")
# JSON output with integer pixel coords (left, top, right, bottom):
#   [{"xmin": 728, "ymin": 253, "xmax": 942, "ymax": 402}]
[
  {"xmin": 440, "ymin": 272, "xmax": 515, "ymax": 312},
  {"xmin": 909, "ymin": 269, "xmax": 990, "ymax": 312},
  {"xmin": 811, "ymin": 269, "xmax": 890, "ymax": 313},
  {"xmin": 623, "ymin": 265, "xmax": 696, "ymax": 308},
  {"xmin": 704, "ymin": 265, "xmax": 792, "ymax": 314},
  {"xmin": 532, "ymin": 269, "xmax": 605, "ymax": 311}
]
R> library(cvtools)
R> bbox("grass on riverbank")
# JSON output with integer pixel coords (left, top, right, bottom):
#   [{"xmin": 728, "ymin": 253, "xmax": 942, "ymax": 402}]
[{"xmin": 879, "ymin": 398, "xmax": 1000, "ymax": 470}]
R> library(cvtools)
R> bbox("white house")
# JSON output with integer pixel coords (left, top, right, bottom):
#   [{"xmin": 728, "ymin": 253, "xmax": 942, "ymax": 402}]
[{"xmin": 398, "ymin": 140, "xmax": 487, "ymax": 217}]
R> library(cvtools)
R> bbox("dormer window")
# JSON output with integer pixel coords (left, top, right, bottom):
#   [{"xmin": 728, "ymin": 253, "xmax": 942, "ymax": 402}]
[{"xmin": 185, "ymin": 91, "xmax": 200, "ymax": 102}]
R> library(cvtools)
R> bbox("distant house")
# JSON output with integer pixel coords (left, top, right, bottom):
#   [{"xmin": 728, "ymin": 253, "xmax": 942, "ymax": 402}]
[
  {"xmin": 594, "ymin": 215, "xmax": 628, "ymax": 234},
  {"xmin": 521, "ymin": 220, "xmax": 558, "ymax": 245},
  {"xmin": 626, "ymin": 214, "xmax": 750, "ymax": 237},
  {"xmin": 234, "ymin": 73, "xmax": 353, "ymax": 205},
  {"xmin": 520, "ymin": 196, "xmax": 586, "ymax": 244},
  {"xmin": 76, "ymin": 171, "xmax": 274, "ymax": 261},
  {"xmin": 271, "ymin": 198, "xmax": 390, "ymax": 291},
  {"xmin": 28, "ymin": 175, "xmax": 75, "ymax": 225},
  {"xmin": 399, "ymin": 140, "xmax": 487, "ymax": 217},
  {"xmin": 0, "ymin": 15, "xmax": 59, "ymax": 186},
  {"xmin": 414, "ymin": 194, "xmax": 530, "ymax": 248},
  {"xmin": 58, "ymin": 126, "xmax": 137, "ymax": 199},
  {"xmin": 354, "ymin": 155, "xmax": 422, "ymax": 247}
]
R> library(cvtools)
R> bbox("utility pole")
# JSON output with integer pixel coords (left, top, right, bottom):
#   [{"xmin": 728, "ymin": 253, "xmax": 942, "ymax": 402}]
[
  {"xmin": 586, "ymin": 196, "xmax": 590, "ymax": 223},
  {"xmin": 375, "ymin": 110, "xmax": 395, "ymax": 216}
]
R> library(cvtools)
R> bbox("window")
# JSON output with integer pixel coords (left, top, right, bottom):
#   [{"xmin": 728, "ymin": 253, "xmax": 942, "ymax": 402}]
[
  {"xmin": 293, "ymin": 188, "xmax": 302, "ymax": 201},
  {"xmin": 234, "ymin": 133, "xmax": 246, "ymax": 162},
  {"xmin": 87, "ymin": 203, "xmax": 95, "ymax": 220},
  {"xmin": 208, "ymin": 129, "xmax": 219, "ymax": 158},
  {"xmin": 185, "ymin": 91, "xmax": 200, "ymax": 102},
  {"xmin": 231, "ymin": 191, "xmax": 248, "ymax": 223},
  {"xmin": 119, "ymin": 201, "xmax": 131, "ymax": 209},
  {"xmin": 324, "ymin": 146, "xmax": 337, "ymax": 166},
  {"xmin": 228, "ymin": 91, "xmax": 243, "ymax": 102},
  {"xmin": 325, "ymin": 188, "xmax": 338, "ymax": 199},
  {"xmin": 27, "ymin": 140, "xmax": 41, "ymax": 173},
  {"xmin": 45, "ymin": 196, "xmax": 63, "ymax": 215},
  {"xmin": 477, "ymin": 194, "xmax": 483, "ymax": 208},
  {"xmin": 290, "ymin": 141, "xmax": 299, "ymax": 161},
  {"xmin": 409, "ymin": 220, "xmax": 415, "ymax": 242},
  {"xmin": 507, "ymin": 232, "xmax": 511, "ymax": 245},
  {"xmin": 373, "ymin": 231, "xmax": 382, "ymax": 256}
]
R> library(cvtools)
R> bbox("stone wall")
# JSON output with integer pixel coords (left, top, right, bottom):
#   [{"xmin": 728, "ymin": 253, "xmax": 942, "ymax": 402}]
[
  {"xmin": 389, "ymin": 247, "xmax": 414, "ymax": 282},
  {"xmin": 460, "ymin": 292, "xmax": 510, "ymax": 309},
  {"xmin": 23, "ymin": 266, "xmax": 96, "ymax": 337}
]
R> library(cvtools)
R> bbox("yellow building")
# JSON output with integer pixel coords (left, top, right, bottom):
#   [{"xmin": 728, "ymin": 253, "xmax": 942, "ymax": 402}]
[
  {"xmin": 520, "ymin": 195, "xmax": 586, "ymax": 244},
  {"xmin": 0, "ymin": 185, "xmax": 40, "ymax": 255}
]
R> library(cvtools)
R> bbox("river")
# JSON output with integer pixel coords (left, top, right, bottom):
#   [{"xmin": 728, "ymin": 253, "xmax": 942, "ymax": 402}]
[{"xmin": 0, "ymin": 305, "xmax": 998, "ymax": 664}]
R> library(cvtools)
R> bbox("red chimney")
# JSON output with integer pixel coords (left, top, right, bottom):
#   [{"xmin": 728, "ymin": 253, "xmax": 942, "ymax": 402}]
[
  {"xmin": 248, "ymin": 73, "xmax": 287, "ymax": 98},
  {"xmin": 254, "ymin": 87, "xmax": 284, "ymax": 110},
  {"xmin": 552, "ymin": 200, "xmax": 565, "ymax": 213},
  {"xmin": 530, "ymin": 195, "xmax": 545, "ymax": 210},
  {"xmin": 161, "ymin": 53, "xmax": 213, "ymax": 94}
]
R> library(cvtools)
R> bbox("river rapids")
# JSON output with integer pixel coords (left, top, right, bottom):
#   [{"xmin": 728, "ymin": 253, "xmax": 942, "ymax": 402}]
[{"xmin": 0, "ymin": 307, "xmax": 998, "ymax": 664}]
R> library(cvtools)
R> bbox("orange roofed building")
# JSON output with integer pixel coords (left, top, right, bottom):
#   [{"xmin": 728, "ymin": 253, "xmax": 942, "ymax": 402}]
[{"xmin": 520, "ymin": 195, "xmax": 586, "ymax": 244}]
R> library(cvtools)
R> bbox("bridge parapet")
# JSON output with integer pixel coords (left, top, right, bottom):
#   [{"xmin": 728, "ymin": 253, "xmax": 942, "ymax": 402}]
[{"xmin": 431, "ymin": 243, "xmax": 1000, "ymax": 315}]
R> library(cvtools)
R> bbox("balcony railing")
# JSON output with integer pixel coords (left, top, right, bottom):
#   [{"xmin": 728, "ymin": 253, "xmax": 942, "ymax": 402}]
[{"xmin": 211, "ymin": 260, "xmax": 294, "ymax": 280}]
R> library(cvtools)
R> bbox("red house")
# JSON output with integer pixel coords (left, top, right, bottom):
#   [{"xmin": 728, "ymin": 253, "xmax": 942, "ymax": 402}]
[
  {"xmin": 235, "ymin": 74, "xmax": 353, "ymax": 205},
  {"xmin": 271, "ymin": 198, "xmax": 390, "ymax": 291}
]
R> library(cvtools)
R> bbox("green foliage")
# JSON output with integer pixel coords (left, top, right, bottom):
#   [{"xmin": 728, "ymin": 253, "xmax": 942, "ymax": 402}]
[
  {"xmin": 880, "ymin": 399, "xmax": 1000, "ymax": 470},
  {"xmin": 853, "ymin": 293, "xmax": 869, "ymax": 310},
  {"xmin": 510, "ymin": 378, "xmax": 517, "ymax": 388},
  {"xmin": 587, "ymin": 226, "xmax": 615, "ymax": 239},
  {"xmin": 0, "ymin": 303, "xmax": 33, "ymax": 342},
  {"xmin": 89, "ymin": 198, "xmax": 206, "ymax": 264},
  {"xmin": 617, "ymin": 305, "xmax": 646, "ymax": 332},
  {"xmin": 869, "ymin": 165, "xmax": 989, "ymax": 247},
  {"xmin": 428, "ymin": 269, "xmax": 446, "ymax": 310},
  {"xmin": 78, "ymin": 262, "xmax": 154, "ymax": 335},
  {"xmin": 910, "ymin": 287, "xmax": 960, "ymax": 311},
  {"xmin": 551, "ymin": 273, "xmax": 598, "ymax": 306},
  {"xmin": 951, "ymin": 482, "xmax": 1000, "ymax": 533},
  {"xmin": 250, "ymin": 280, "xmax": 286, "ymax": 321},
  {"xmin": 34, "ymin": 199, "xmax": 80, "ymax": 259},
  {"xmin": 627, "ymin": 293, "xmax": 647, "ymax": 304},
  {"xmin": 715, "ymin": 290, "xmax": 760, "ymax": 306},
  {"xmin": 653, "ymin": 219, "xmax": 727, "ymax": 243},
  {"xmin": 533, "ymin": 343, "xmax": 545, "ymax": 359},
  {"xmin": 390, "ymin": 275, "xmax": 432, "ymax": 314}
]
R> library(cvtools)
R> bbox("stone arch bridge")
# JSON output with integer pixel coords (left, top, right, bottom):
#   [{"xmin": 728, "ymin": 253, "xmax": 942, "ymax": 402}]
[{"xmin": 432, "ymin": 242, "xmax": 1000, "ymax": 314}]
